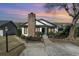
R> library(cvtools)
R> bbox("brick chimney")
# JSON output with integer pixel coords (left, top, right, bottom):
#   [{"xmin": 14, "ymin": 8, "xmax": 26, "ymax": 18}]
[{"xmin": 28, "ymin": 12, "xmax": 36, "ymax": 37}]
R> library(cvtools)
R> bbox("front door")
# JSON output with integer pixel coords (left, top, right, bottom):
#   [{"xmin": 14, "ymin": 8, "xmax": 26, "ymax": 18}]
[{"xmin": 42, "ymin": 28, "xmax": 45, "ymax": 34}]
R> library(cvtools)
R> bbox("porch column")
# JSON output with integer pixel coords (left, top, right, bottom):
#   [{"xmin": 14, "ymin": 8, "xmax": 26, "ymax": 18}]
[{"xmin": 45, "ymin": 27, "xmax": 47, "ymax": 35}]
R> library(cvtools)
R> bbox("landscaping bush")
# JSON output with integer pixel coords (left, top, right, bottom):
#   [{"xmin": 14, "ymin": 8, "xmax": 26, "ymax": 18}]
[
  {"xmin": 48, "ymin": 32, "xmax": 54, "ymax": 35},
  {"xmin": 26, "ymin": 36, "xmax": 42, "ymax": 41},
  {"xmin": 53, "ymin": 25, "xmax": 71, "ymax": 38},
  {"xmin": 21, "ymin": 35, "xmax": 26, "ymax": 39},
  {"xmin": 48, "ymin": 32, "xmax": 55, "ymax": 38},
  {"xmin": 36, "ymin": 32, "xmax": 43, "ymax": 37},
  {"xmin": 59, "ymin": 25, "xmax": 70, "ymax": 37},
  {"xmin": 75, "ymin": 27, "xmax": 79, "ymax": 37},
  {"xmin": 16, "ymin": 29, "xmax": 22, "ymax": 37}
]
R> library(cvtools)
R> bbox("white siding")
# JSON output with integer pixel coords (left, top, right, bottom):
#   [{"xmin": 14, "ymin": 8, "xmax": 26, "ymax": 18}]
[
  {"xmin": 0, "ymin": 30, "xmax": 3, "ymax": 36},
  {"xmin": 22, "ymin": 27, "xmax": 28, "ymax": 36}
]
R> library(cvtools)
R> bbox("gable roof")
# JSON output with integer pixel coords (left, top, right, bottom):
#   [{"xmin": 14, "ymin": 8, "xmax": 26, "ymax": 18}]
[
  {"xmin": 22, "ymin": 19, "xmax": 57, "ymax": 27},
  {"xmin": 38, "ymin": 19, "xmax": 57, "ymax": 27},
  {"xmin": 0, "ymin": 20, "xmax": 17, "ymax": 28}
]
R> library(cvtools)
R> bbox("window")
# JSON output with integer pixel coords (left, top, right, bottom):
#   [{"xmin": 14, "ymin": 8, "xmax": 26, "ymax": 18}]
[
  {"xmin": 36, "ymin": 28, "xmax": 40, "ymax": 32},
  {"xmin": 24, "ymin": 27, "xmax": 27, "ymax": 34},
  {"xmin": 48, "ymin": 28, "xmax": 52, "ymax": 32}
]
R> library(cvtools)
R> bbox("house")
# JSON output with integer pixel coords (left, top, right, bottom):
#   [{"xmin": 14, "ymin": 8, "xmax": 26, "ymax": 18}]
[
  {"xmin": 0, "ymin": 21, "xmax": 17, "ymax": 36},
  {"xmin": 21, "ymin": 12, "xmax": 58, "ymax": 37}
]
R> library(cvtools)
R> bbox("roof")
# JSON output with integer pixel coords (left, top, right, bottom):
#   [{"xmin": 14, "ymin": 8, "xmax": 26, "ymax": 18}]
[
  {"xmin": 0, "ymin": 20, "xmax": 17, "ymax": 28},
  {"xmin": 22, "ymin": 19, "xmax": 57, "ymax": 27},
  {"xmin": 38, "ymin": 19, "xmax": 57, "ymax": 27}
]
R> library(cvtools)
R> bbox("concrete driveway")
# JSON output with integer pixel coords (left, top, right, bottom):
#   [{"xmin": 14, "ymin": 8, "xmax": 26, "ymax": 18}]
[{"xmin": 20, "ymin": 39, "xmax": 79, "ymax": 56}]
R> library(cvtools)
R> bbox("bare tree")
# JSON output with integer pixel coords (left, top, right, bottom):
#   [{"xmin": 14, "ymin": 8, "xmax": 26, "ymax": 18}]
[{"xmin": 44, "ymin": 3, "xmax": 79, "ymax": 40}]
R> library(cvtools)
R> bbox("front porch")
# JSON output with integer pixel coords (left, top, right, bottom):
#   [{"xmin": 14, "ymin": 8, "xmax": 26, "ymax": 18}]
[
  {"xmin": 22, "ymin": 26, "xmax": 55, "ymax": 37},
  {"xmin": 35, "ymin": 26, "xmax": 55, "ymax": 37}
]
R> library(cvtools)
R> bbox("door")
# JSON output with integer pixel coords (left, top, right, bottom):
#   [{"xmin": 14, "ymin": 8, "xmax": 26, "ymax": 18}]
[{"xmin": 42, "ymin": 28, "xmax": 45, "ymax": 34}]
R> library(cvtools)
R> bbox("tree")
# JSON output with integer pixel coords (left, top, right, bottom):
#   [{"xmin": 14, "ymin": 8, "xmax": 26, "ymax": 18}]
[{"xmin": 44, "ymin": 3, "xmax": 79, "ymax": 40}]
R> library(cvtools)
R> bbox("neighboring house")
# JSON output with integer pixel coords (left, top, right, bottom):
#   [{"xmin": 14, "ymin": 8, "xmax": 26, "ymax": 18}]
[
  {"xmin": 21, "ymin": 19, "xmax": 57, "ymax": 36},
  {"xmin": 0, "ymin": 21, "xmax": 17, "ymax": 36}
]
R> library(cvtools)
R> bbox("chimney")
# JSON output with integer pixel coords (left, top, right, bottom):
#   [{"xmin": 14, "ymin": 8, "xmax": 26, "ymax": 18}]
[{"xmin": 28, "ymin": 12, "xmax": 36, "ymax": 37}]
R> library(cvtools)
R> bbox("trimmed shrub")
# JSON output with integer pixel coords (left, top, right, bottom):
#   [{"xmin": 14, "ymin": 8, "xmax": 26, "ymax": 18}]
[
  {"xmin": 48, "ymin": 32, "xmax": 55, "ymax": 38},
  {"xmin": 16, "ymin": 29, "xmax": 22, "ymax": 37},
  {"xmin": 21, "ymin": 35, "xmax": 26, "ymax": 39},
  {"xmin": 36, "ymin": 32, "xmax": 43, "ymax": 37}
]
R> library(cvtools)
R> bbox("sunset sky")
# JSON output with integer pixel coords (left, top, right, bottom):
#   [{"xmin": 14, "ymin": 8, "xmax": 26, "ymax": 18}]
[{"xmin": 0, "ymin": 3, "xmax": 72, "ymax": 23}]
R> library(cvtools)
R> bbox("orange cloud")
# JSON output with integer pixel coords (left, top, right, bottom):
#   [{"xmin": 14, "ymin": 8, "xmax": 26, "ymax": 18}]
[
  {"xmin": 36, "ymin": 9, "xmax": 72, "ymax": 23},
  {"xmin": 36, "ymin": 9, "xmax": 72, "ymax": 19},
  {"xmin": 52, "ymin": 9, "xmax": 72, "ymax": 19},
  {"xmin": 36, "ymin": 12, "xmax": 53, "ymax": 17}
]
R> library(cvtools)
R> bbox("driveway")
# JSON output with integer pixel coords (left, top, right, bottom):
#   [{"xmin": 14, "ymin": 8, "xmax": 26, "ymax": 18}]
[{"xmin": 20, "ymin": 38, "xmax": 79, "ymax": 56}]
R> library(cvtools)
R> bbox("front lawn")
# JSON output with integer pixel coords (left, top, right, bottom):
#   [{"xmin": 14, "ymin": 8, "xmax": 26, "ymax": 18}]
[
  {"xmin": 49, "ymin": 37, "xmax": 79, "ymax": 47},
  {"xmin": 0, "ymin": 35, "xmax": 25, "ymax": 56},
  {"xmin": 71, "ymin": 38, "xmax": 79, "ymax": 46}
]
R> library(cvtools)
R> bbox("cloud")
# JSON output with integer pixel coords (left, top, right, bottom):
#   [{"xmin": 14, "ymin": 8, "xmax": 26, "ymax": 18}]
[
  {"xmin": 0, "ymin": 6, "xmax": 72, "ymax": 23},
  {"xmin": 36, "ymin": 9, "xmax": 72, "ymax": 19},
  {"xmin": 45, "ymin": 8, "xmax": 72, "ymax": 19},
  {"xmin": 32, "ymin": 3, "xmax": 45, "ymax": 7},
  {"xmin": 36, "ymin": 12, "xmax": 53, "ymax": 17},
  {"xmin": 0, "ymin": 8, "xmax": 29, "ymax": 16}
]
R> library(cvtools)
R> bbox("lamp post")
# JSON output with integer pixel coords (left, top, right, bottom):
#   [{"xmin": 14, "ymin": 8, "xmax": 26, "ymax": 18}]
[{"xmin": 5, "ymin": 26, "xmax": 8, "ymax": 52}]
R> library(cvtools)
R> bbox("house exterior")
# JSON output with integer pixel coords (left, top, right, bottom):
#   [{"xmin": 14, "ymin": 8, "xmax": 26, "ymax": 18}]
[
  {"xmin": 0, "ymin": 21, "xmax": 17, "ymax": 36},
  {"xmin": 21, "ymin": 12, "xmax": 57, "ymax": 37}
]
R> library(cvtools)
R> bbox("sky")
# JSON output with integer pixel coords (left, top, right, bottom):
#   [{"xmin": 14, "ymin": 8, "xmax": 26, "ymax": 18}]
[{"xmin": 0, "ymin": 3, "xmax": 72, "ymax": 23}]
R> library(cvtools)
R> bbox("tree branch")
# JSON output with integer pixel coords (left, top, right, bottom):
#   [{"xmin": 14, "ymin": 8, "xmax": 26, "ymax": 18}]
[
  {"xmin": 64, "ymin": 5, "xmax": 74, "ymax": 17},
  {"xmin": 72, "ymin": 11, "xmax": 79, "ymax": 25}
]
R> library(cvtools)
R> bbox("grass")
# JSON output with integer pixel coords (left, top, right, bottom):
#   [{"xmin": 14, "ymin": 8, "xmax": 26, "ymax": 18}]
[
  {"xmin": 71, "ymin": 38, "xmax": 79, "ymax": 46},
  {"xmin": 0, "ymin": 35, "xmax": 25, "ymax": 56},
  {"xmin": 49, "ymin": 37, "xmax": 79, "ymax": 46}
]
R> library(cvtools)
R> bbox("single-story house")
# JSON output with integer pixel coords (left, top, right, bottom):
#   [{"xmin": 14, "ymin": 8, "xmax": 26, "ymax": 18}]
[
  {"xmin": 0, "ymin": 21, "xmax": 17, "ymax": 36},
  {"xmin": 21, "ymin": 19, "xmax": 58, "ymax": 37}
]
